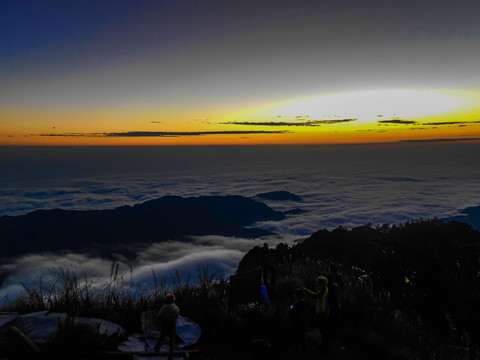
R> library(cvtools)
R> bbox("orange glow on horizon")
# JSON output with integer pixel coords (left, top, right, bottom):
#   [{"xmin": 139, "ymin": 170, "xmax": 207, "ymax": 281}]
[{"xmin": 2, "ymin": 88, "xmax": 479, "ymax": 146}]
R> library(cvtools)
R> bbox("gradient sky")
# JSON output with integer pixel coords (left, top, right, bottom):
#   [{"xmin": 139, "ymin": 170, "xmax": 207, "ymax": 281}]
[{"xmin": 1, "ymin": 0, "xmax": 480, "ymax": 145}]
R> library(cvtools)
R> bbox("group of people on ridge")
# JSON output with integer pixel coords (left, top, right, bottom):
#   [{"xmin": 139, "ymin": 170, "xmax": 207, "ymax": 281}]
[{"xmin": 151, "ymin": 246, "xmax": 344, "ymax": 360}]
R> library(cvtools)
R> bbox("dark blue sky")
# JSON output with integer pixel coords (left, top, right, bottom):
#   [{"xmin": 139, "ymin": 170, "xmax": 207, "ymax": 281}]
[{"xmin": 3, "ymin": 0, "xmax": 479, "ymax": 78}]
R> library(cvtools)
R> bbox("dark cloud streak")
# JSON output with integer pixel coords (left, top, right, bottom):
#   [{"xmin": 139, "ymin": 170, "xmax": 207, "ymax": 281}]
[
  {"xmin": 221, "ymin": 119, "xmax": 357, "ymax": 127},
  {"xmin": 378, "ymin": 119, "xmax": 417, "ymax": 125},
  {"xmin": 380, "ymin": 120, "xmax": 480, "ymax": 128},
  {"xmin": 35, "ymin": 130, "xmax": 289, "ymax": 138},
  {"xmin": 222, "ymin": 121, "xmax": 319, "ymax": 127},
  {"xmin": 398, "ymin": 137, "xmax": 480, "ymax": 143},
  {"xmin": 421, "ymin": 120, "xmax": 480, "ymax": 126}
]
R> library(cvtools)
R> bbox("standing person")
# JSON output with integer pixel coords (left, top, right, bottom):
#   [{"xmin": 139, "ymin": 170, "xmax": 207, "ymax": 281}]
[
  {"xmin": 154, "ymin": 293, "xmax": 180, "ymax": 358},
  {"xmin": 305, "ymin": 275, "xmax": 330, "ymax": 352},
  {"xmin": 289, "ymin": 288, "xmax": 311, "ymax": 359},
  {"xmin": 327, "ymin": 263, "xmax": 344, "ymax": 338},
  {"xmin": 260, "ymin": 243, "xmax": 276, "ymax": 288}
]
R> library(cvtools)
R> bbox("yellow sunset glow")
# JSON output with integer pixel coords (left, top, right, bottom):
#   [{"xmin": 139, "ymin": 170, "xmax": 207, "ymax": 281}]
[
  {"xmin": 213, "ymin": 88, "xmax": 480, "ymax": 144},
  {"xmin": 1, "ymin": 88, "xmax": 479, "ymax": 145},
  {"xmin": 226, "ymin": 89, "xmax": 466, "ymax": 123}
]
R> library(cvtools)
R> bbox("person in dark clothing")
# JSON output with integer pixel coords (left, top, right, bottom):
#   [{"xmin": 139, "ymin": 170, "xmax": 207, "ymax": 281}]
[
  {"xmin": 327, "ymin": 263, "xmax": 344, "ymax": 338},
  {"xmin": 290, "ymin": 288, "xmax": 311, "ymax": 359},
  {"xmin": 260, "ymin": 243, "xmax": 276, "ymax": 288},
  {"xmin": 154, "ymin": 293, "xmax": 180, "ymax": 359}
]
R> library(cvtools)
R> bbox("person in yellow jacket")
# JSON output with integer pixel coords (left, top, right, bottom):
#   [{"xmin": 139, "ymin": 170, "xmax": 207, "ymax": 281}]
[{"xmin": 305, "ymin": 275, "xmax": 330, "ymax": 352}]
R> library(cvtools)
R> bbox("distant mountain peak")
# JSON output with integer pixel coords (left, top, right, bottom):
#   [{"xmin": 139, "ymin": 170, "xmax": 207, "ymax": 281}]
[
  {"xmin": 443, "ymin": 204, "xmax": 480, "ymax": 230},
  {"xmin": 254, "ymin": 191, "xmax": 302, "ymax": 202}
]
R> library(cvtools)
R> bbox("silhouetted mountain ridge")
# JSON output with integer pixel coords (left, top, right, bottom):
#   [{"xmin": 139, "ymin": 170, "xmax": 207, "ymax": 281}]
[
  {"xmin": 443, "ymin": 204, "xmax": 480, "ymax": 230},
  {"xmin": 0, "ymin": 195, "xmax": 285, "ymax": 258},
  {"xmin": 254, "ymin": 191, "xmax": 302, "ymax": 201}
]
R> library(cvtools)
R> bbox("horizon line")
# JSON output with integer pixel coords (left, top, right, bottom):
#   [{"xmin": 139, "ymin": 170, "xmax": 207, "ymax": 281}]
[{"xmin": 1, "ymin": 138, "xmax": 480, "ymax": 147}]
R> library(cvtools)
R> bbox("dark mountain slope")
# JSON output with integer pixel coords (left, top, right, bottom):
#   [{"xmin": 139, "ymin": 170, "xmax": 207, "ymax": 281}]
[
  {"xmin": 238, "ymin": 219, "xmax": 480, "ymax": 345},
  {"xmin": 443, "ymin": 205, "xmax": 480, "ymax": 230},
  {"xmin": 0, "ymin": 195, "xmax": 285, "ymax": 257}
]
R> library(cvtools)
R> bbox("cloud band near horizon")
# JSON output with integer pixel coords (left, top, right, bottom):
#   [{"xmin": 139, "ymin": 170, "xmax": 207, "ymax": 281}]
[
  {"xmin": 221, "ymin": 119, "xmax": 357, "ymax": 126},
  {"xmin": 34, "ymin": 130, "xmax": 289, "ymax": 138}
]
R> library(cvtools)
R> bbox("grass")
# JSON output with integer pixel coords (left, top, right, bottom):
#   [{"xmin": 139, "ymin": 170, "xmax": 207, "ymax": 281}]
[
  {"xmin": 1, "ymin": 257, "xmax": 473, "ymax": 359},
  {"xmin": 4, "ymin": 263, "xmax": 229, "ymax": 334}
]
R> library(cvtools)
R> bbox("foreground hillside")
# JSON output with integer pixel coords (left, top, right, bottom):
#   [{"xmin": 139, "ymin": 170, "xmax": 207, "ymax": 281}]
[
  {"xmin": 238, "ymin": 219, "xmax": 480, "ymax": 359},
  {"xmin": 2, "ymin": 219, "xmax": 479, "ymax": 359}
]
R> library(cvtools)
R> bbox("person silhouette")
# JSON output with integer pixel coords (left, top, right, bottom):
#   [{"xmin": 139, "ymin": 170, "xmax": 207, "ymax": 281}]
[
  {"xmin": 305, "ymin": 275, "xmax": 330, "ymax": 352},
  {"xmin": 260, "ymin": 243, "xmax": 276, "ymax": 288},
  {"xmin": 154, "ymin": 293, "xmax": 180, "ymax": 359},
  {"xmin": 290, "ymin": 288, "xmax": 311, "ymax": 359},
  {"xmin": 327, "ymin": 263, "xmax": 344, "ymax": 338}
]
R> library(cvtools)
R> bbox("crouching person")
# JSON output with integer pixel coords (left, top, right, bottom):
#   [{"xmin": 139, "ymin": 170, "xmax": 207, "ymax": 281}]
[{"xmin": 154, "ymin": 293, "xmax": 180, "ymax": 358}]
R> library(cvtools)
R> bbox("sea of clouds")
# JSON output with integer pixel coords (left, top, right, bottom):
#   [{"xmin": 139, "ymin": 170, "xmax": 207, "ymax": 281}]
[{"xmin": 1, "ymin": 144, "xmax": 480, "ymax": 302}]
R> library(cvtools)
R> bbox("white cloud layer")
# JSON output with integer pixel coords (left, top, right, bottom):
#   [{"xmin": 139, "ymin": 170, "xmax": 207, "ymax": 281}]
[
  {"xmin": 1, "ymin": 144, "xmax": 480, "ymax": 302},
  {"xmin": 0, "ymin": 234, "xmax": 294, "ymax": 304}
]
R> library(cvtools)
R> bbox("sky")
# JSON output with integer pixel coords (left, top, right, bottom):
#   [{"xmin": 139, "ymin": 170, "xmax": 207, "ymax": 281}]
[{"xmin": 1, "ymin": 0, "xmax": 480, "ymax": 145}]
